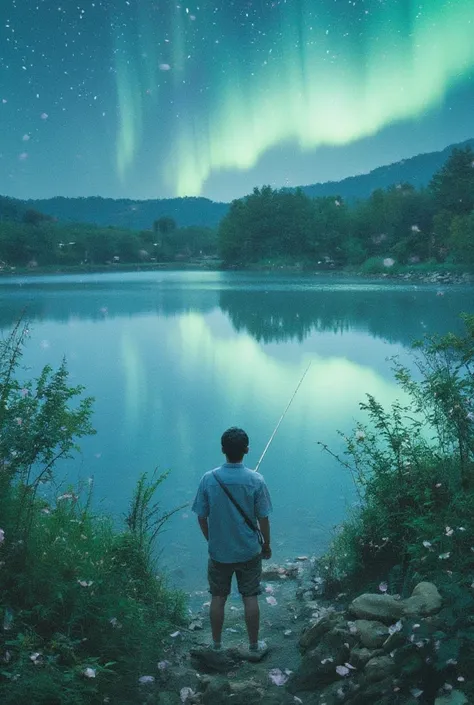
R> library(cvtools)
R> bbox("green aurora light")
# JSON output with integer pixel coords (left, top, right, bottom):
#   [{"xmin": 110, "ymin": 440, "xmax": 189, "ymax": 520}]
[{"xmin": 113, "ymin": 0, "xmax": 474, "ymax": 197}]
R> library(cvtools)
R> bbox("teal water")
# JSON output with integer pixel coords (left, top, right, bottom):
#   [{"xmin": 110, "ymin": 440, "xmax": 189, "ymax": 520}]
[{"xmin": 1, "ymin": 271, "xmax": 472, "ymax": 594}]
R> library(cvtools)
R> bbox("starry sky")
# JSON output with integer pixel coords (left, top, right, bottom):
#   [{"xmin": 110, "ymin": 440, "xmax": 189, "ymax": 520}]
[{"xmin": 1, "ymin": 0, "xmax": 474, "ymax": 203}]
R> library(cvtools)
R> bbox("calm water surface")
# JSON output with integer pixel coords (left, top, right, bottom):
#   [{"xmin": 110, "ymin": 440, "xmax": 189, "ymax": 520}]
[{"xmin": 1, "ymin": 271, "xmax": 472, "ymax": 593}]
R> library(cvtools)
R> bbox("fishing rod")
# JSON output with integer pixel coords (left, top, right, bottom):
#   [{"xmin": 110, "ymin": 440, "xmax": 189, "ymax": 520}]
[{"xmin": 255, "ymin": 361, "xmax": 312, "ymax": 472}]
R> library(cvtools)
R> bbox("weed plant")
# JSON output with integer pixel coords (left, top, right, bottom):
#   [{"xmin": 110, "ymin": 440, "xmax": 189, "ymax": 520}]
[{"xmin": 0, "ymin": 323, "xmax": 185, "ymax": 704}]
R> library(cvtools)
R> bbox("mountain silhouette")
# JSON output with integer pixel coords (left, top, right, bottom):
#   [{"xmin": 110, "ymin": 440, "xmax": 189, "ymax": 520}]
[{"xmin": 2, "ymin": 137, "xmax": 473, "ymax": 229}]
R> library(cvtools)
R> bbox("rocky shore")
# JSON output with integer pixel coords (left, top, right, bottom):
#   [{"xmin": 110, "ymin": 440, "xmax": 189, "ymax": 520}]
[
  {"xmin": 375, "ymin": 270, "xmax": 473, "ymax": 286},
  {"xmin": 131, "ymin": 559, "xmax": 467, "ymax": 705}
]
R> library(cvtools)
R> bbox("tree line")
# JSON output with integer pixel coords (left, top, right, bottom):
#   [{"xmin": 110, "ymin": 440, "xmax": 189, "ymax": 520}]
[
  {"xmin": 0, "ymin": 207, "xmax": 217, "ymax": 268},
  {"xmin": 218, "ymin": 146, "xmax": 474, "ymax": 269},
  {"xmin": 0, "ymin": 145, "xmax": 473, "ymax": 270}
]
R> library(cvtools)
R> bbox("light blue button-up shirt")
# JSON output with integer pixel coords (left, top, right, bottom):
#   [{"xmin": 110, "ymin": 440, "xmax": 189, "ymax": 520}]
[{"xmin": 192, "ymin": 462, "xmax": 272, "ymax": 563}]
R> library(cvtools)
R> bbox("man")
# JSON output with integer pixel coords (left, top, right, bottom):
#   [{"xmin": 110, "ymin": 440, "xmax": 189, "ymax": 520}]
[{"xmin": 192, "ymin": 427, "xmax": 272, "ymax": 655}]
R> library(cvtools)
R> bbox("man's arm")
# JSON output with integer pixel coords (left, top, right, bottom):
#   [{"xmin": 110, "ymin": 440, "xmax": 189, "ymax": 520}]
[
  {"xmin": 258, "ymin": 516, "xmax": 271, "ymax": 559},
  {"xmin": 197, "ymin": 515, "xmax": 209, "ymax": 541}
]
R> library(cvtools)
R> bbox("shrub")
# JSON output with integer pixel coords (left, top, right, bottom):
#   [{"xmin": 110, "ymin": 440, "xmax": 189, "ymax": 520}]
[
  {"xmin": 320, "ymin": 313, "xmax": 474, "ymax": 594},
  {"xmin": 0, "ymin": 323, "xmax": 185, "ymax": 704}
]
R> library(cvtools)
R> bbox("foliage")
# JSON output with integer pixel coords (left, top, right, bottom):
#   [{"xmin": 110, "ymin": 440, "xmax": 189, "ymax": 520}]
[
  {"xmin": 0, "ymin": 324, "xmax": 185, "ymax": 704},
  {"xmin": 0, "ymin": 216, "xmax": 217, "ymax": 269},
  {"xmin": 217, "ymin": 148, "xmax": 474, "ymax": 269},
  {"xmin": 429, "ymin": 146, "xmax": 474, "ymax": 216},
  {"xmin": 1, "ymin": 146, "xmax": 473, "ymax": 272},
  {"xmin": 319, "ymin": 316, "xmax": 474, "ymax": 700},
  {"xmin": 320, "ymin": 315, "xmax": 474, "ymax": 592}
]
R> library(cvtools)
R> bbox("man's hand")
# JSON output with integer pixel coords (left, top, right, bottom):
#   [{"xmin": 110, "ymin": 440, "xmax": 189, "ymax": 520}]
[{"xmin": 261, "ymin": 543, "xmax": 272, "ymax": 560}]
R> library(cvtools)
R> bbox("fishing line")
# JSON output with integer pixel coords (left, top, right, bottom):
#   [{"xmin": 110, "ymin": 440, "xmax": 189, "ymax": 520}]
[{"xmin": 255, "ymin": 361, "xmax": 312, "ymax": 472}]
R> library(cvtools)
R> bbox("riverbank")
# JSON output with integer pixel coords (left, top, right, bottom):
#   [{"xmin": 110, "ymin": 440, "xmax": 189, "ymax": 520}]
[
  {"xmin": 151, "ymin": 556, "xmax": 469, "ymax": 705},
  {"xmin": 1, "ymin": 259, "xmax": 473, "ymax": 286},
  {"xmin": 0, "ymin": 258, "xmax": 223, "ymax": 277}
]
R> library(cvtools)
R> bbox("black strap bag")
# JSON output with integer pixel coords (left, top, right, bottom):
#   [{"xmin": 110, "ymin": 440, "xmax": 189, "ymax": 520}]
[{"xmin": 213, "ymin": 471, "xmax": 264, "ymax": 546}]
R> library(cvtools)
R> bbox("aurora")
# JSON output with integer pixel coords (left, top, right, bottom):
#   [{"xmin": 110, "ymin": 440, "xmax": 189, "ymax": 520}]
[
  {"xmin": 112, "ymin": 0, "xmax": 474, "ymax": 196},
  {"xmin": 1, "ymin": 0, "xmax": 473, "ymax": 201}
]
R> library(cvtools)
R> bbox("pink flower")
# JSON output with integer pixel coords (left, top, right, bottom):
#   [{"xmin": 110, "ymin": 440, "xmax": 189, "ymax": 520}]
[
  {"xmin": 268, "ymin": 668, "xmax": 289, "ymax": 686},
  {"xmin": 336, "ymin": 665, "xmax": 350, "ymax": 676},
  {"xmin": 266, "ymin": 596, "xmax": 278, "ymax": 606},
  {"xmin": 138, "ymin": 675, "xmax": 155, "ymax": 685},
  {"xmin": 378, "ymin": 581, "xmax": 388, "ymax": 593},
  {"xmin": 0, "ymin": 529, "xmax": 4, "ymax": 545},
  {"xmin": 83, "ymin": 667, "xmax": 96, "ymax": 678}
]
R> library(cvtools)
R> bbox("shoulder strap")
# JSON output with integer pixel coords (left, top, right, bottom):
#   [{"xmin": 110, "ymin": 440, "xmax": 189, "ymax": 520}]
[{"xmin": 213, "ymin": 471, "xmax": 264, "ymax": 544}]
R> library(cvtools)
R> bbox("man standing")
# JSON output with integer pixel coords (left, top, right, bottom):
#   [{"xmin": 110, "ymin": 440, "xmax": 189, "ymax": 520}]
[{"xmin": 192, "ymin": 427, "xmax": 272, "ymax": 656}]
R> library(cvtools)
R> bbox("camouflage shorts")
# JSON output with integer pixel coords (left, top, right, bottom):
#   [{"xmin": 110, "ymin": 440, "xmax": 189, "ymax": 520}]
[{"xmin": 208, "ymin": 552, "xmax": 262, "ymax": 597}]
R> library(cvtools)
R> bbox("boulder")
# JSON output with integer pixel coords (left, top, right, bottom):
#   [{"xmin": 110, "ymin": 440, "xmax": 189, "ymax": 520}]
[
  {"xmin": 201, "ymin": 677, "xmax": 232, "ymax": 705},
  {"xmin": 382, "ymin": 629, "xmax": 406, "ymax": 653},
  {"xmin": 189, "ymin": 647, "xmax": 237, "ymax": 673},
  {"xmin": 262, "ymin": 564, "xmax": 299, "ymax": 581},
  {"xmin": 403, "ymin": 582, "xmax": 442, "ymax": 617},
  {"xmin": 157, "ymin": 692, "xmax": 181, "ymax": 705},
  {"xmin": 288, "ymin": 626, "xmax": 352, "ymax": 691},
  {"xmin": 353, "ymin": 620, "xmax": 390, "ymax": 649},
  {"xmin": 350, "ymin": 594, "xmax": 403, "ymax": 623},
  {"xmin": 435, "ymin": 692, "xmax": 468, "ymax": 705},
  {"xmin": 364, "ymin": 655, "xmax": 395, "ymax": 682},
  {"xmin": 299, "ymin": 611, "xmax": 342, "ymax": 652},
  {"xmin": 349, "ymin": 646, "xmax": 375, "ymax": 669}
]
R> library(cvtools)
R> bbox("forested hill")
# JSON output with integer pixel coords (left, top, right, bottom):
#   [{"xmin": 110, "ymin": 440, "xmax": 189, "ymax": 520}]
[
  {"xmin": 1, "ymin": 137, "xmax": 473, "ymax": 230},
  {"xmin": 299, "ymin": 137, "xmax": 474, "ymax": 200},
  {"xmin": 19, "ymin": 196, "xmax": 229, "ymax": 230}
]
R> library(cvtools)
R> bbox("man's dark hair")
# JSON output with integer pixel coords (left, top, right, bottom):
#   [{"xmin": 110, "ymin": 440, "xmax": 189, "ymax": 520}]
[{"xmin": 221, "ymin": 427, "xmax": 249, "ymax": 462}]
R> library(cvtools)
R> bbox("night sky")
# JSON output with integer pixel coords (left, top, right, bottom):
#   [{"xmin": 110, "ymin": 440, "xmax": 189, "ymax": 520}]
[{"xmin": 1, "ymin": 0, "xmax": 474, "ymax": 203}]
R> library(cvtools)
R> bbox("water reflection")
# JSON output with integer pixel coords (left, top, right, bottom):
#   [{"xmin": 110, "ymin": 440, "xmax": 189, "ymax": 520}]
[
  {"xmin": 0, "ymin": 272, "xmax": 472, "ymax": 590},
  {"xmin": 0, "ymin": 273, "xmax": 471, "ymax": 349}
]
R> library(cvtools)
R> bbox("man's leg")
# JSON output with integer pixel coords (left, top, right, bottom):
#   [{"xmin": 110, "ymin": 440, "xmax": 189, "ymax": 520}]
[
  {"xmin": 242, "ymin": 595, "xmax": 260, "ymax": 646},
  {"xmin": 208, "ymin": 558, "xmax": 232, "ymax": 649},
  {"xmin": 236, "ymin": 554, "xmax": 267, "ymax": 654},
  {"xmin": 210, "ymin": 595, "xmax": 227, "ymax": 648}
]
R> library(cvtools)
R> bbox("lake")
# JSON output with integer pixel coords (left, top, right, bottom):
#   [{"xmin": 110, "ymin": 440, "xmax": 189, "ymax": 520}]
[{"xmin": 1, "ymin": 271, "xmax": 472, "ymax": 595}]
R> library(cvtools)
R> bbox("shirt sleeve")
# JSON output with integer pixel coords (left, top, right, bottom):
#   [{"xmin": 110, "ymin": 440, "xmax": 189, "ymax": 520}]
[
  {"xmin": 255, "ymin": 479, "xmax": 273, "ymax": 518},
  {"xmin": 191, "ymin": 477, "xmax": 209, "ymax": 518}
]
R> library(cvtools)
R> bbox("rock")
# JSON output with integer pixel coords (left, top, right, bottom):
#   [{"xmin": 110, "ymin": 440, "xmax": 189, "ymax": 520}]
[
  {"xmin": 435, "ymin": 691, "xmax": 468, "ymax": 705},
  {"xmin": 403, "ymin": 582, "xmax": 442, "ymax": 617},
  {"xmin": 350, "ymin": 594, "xmax": 403, "ymax": 623},
  {"xmin": 353, "ymin": 620, "xmax": 390, "ymax": 649},
  {"xmin": 349, "ymin": 646, "xmax": 375, "ymax": 669},
  {"xmin": 189, "ymin": 647, "xmax": 237, "ymax": 673},
  {"xmin": 262, "ymin": 564, "xmax": 299, "ymax": 581},
  {"xmin": 299, "ymin": 611, "xmax": 342, "ymax": 652},
  {"xmin": 364, "ymin": 655, "xmax": 395, "ymax": 683},
  {"xmin": 345, "ymin": 676, "xmax": 396, "ymax": 705},
  {"xmin": 382, "ymin": 628, "xmax": 406, "ymax": 652},
  {"xmin": 158, "ymin": 692, "xmax": 182, "ymax": 705},
  {"xmin": 201, "ymin": 677, "xmax": 232, "ymax": 705},
  {"xmin": 289, "ymin": 626, "xmax": 353, "ymax": 691}
]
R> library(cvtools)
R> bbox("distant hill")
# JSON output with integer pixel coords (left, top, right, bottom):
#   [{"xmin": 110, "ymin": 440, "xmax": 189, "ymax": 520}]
[
  {"xmin": 1, "ymin": 137, "xmax": 472, "ymax": 229},
  {"xmin": 21, "ymin": 196, "xmax": 229, "ymax": 230},
  {"xmin": 298, "ymin": 138, "xmax": 474, "ymax": 200}
]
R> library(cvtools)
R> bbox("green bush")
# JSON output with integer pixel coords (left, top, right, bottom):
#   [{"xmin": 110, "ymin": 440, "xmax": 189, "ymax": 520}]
[
  {"xmin": 321, "ymin": 314, "xmax": 474, "ymax": 593},
  {"xmin": 360, "ymin": 256, "xmax": 399, "ymax": 275},
  {"xmin": 0, "ymin": 324, "xmax": 185, "ymax": 704},
  {"xmin": 319, "ymin": 314, "xmax": 474, "ymax": 699}
]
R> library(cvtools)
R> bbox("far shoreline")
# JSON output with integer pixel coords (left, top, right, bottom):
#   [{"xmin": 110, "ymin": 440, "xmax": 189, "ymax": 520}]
[{"xmin": 0, "ymin": 259, "xmax": 473, "ymax": 285}]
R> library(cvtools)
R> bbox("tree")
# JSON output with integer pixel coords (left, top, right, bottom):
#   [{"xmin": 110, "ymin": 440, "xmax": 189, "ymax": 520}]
[
  {"xmin": 429, "ymin": 146, "xmax": 474, "ymax": 216},
  {"xmin": 450, "ymin": 211, "xmax": 474, "ymax": 264},
  {"xmin": 153, "ymin": 217, "xmax": 177, "ymax": 237}
]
